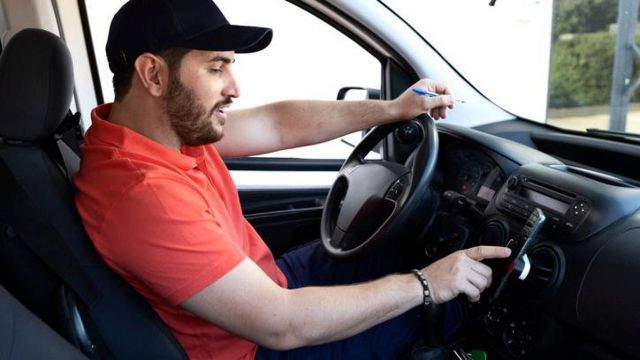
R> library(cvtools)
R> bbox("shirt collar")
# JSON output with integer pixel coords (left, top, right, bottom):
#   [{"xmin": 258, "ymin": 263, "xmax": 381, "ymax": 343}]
[{"xmin": 87, "ymin": 103, "xmax": 205, "ymax": 171}]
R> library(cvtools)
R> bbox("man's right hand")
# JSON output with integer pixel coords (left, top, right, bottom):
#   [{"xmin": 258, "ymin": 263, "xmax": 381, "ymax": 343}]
[{"xmin": 421, "ymin": 246, "xmax": 511, "ymax": 304}]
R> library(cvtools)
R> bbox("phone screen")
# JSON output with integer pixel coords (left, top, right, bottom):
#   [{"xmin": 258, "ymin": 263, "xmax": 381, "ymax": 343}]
[{"xmin": 492, "ymin": 208, "xmax": 545, "ymax": 301}]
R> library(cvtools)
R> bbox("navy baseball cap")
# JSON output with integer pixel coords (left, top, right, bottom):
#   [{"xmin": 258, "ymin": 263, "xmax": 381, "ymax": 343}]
[{"xmin": 106, "ymin": 0, "xmax": 273, "ymax": 72}]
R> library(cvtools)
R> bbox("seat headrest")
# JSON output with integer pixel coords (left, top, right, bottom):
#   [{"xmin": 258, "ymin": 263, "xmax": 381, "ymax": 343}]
[{"xmin": 0, "ymin": 29, "xmax": 74, "ymax": 142}]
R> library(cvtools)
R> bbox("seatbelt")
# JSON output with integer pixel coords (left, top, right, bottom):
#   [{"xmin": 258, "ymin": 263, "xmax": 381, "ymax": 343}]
[
  {"xmin": 0, "ymin": 157, "xmax": 102, "ymax": 307},
  {"xmin": 0, "ymin": 110, "xmax": 82, "ymax": 178},
  {"xmin": 54, "ymin": 111, "xmax": 82, "ymax": 137},
  {"xmin": 43, "ymin": 110, "xmax": 82, "ymax": 180},
  {"xmin": 54, "ymin": 110, "xmax": 83, "ymax": 157}
]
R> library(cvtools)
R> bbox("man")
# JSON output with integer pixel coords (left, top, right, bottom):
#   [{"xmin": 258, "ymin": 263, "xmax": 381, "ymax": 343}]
[{"xmin": 74, "ymin": 0, "xmax": 510, "ymax": 359}]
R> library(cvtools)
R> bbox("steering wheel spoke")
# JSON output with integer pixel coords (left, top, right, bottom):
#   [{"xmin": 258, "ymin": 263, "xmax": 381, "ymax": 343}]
[{"xmin": 330, "ymin": 227, "xmax": 347, "ymax": 249}]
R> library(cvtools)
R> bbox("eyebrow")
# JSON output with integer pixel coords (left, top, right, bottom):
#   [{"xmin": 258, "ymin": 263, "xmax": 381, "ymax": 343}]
[{"xmin": 207, "ymin": 55, "xmax": 235, "ymax": 64}]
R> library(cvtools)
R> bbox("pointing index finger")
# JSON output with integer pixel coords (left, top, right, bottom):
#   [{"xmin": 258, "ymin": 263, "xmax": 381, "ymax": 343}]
[{"xmin": 465, "ymin": 246, "xmax": 511, "ymax": 261}]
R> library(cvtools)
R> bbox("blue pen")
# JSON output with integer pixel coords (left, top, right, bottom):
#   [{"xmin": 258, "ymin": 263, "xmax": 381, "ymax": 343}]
[{"xmin": 412, "ymin": 88, "xmax": 465, "ymax": 103}]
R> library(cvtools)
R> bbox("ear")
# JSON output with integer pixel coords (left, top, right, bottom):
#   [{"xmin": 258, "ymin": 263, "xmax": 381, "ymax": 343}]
[{"xmin": 133, "ymin": 53, "xmax": 170, "ymax": 97}]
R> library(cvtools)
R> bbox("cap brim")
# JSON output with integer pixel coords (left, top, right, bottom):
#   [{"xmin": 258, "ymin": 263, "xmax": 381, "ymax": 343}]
[{"xmin": 176, "ymin": 24, "xmax": 272, "ymax": 54}]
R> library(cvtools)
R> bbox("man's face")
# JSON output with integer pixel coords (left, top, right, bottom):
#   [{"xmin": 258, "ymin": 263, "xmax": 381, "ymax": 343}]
[{"xmin": 164, "ymin": 50, "xmax": 239, "ymax": 146}]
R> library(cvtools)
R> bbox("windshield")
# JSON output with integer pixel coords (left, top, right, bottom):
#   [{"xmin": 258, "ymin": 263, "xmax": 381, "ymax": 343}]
[{"xmin": 383, "ymin": 0, "xmax": 637, "ymax": 134}]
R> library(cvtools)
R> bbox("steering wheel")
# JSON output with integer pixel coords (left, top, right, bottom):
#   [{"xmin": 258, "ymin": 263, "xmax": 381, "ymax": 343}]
[{"xmin": 321, "ymin": 114, "xmax": 440, "ymax": 259}]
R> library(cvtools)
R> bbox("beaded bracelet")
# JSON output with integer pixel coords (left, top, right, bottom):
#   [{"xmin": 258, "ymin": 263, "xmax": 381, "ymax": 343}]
[{"xmin": 411, "ymin": 269, "xmax": 433, "ymax": 307}]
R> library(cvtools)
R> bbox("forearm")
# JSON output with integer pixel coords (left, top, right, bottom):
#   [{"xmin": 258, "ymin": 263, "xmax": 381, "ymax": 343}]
[
  {"xmin": 267, "ymin": 78, "xmax": 457, "ymax": 149},
  {"xmin": 182, "ymin": 259, "xmax": 422, "ymax": 351},
  {"xmin": 278, "ymin": 273, "xmax": 422, "ymax": 348},
  {"xmin": 182, "ymin": 246, "xmax": 508, "ymax": 351},
  {"xmin": 270, "ymin": 99, "xmax": 401, "ymax": 149},
  {"xmin": 217, "ymin": 99, "xmax": 401, "ymax": 158}
]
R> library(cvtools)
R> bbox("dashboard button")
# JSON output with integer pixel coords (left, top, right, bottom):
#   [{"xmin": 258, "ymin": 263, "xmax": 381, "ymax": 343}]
[
  {"xmin": 504, "ymin": 196, "xmax": 518, "ymax": 205},
  {"xmin": 570, "ymin": 201, "xmax": 590, "ymax": 217},
  {"xmin": 517, "ymin": 208, "xmax": 530, "ymax": 218},
  {"xmin": 507, "ymin": 176, "xmax": 519, "ymax": 190},
  {"xmin": 563, "ymin": 221, "xmax": 576, "ymax": 231},
  {"xmin": 549, "ymin": 216, "xmax": 562, "ymax": 231},
  {"xmin": 385, "ymin": 180, "xmax": 405, "ymax": 201},
  {"xmin": 508, "ymin": 204, "xmax": 529, "ymax": 218}
]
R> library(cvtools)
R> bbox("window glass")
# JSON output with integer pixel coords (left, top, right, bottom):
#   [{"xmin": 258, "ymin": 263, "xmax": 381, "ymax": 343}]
[
  {"xmin": 83, "ymin": 0, "xmax": 127, "ymax": 103},
  {"xmin": 383, "ymin": 0, "xmax": 640, "ymax": 135},
  {"xmin": 382, "ymin": 0, "xmax": 553, "ymax": 123},
  {"xmin": 546, "ymin": 0, "xmax": 638, "ymax": 133},
  {"xmin": 84, "ymin": 0, "xmax": 381, "ymax": 160}
]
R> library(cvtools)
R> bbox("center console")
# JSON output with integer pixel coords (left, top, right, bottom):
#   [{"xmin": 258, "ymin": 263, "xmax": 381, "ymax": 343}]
[{"xmin": 471, "ymin": 163, "xmax": 640, "ymax": 358}]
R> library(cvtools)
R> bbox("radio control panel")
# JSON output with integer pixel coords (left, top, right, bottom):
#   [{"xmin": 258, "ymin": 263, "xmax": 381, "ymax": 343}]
[{"xmin": 496, "ymin": 175, "xmax": 591, "ymax": 233}]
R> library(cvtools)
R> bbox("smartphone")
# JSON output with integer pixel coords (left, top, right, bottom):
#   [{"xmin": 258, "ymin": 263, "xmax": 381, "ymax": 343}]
[{"xmin": 492, "ymin": 208, "xmax": 546, "ymax": 301}]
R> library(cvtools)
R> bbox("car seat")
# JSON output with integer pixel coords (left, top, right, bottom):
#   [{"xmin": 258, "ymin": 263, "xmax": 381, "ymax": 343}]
[
  {"xmin": 0, "ymin": 28, "xmax": 188, "ymax": 359},
  {"xmin": 0, "ymin": 284, "xmax": 87, "ymax": 359}
]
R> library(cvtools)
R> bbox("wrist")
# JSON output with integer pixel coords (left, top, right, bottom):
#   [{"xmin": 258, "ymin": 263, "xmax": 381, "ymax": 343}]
[
  {"xmin": 385, "ymin": 98, "xmax": 407, "ymax": 121},
  {"xmin": 411, "ymin": 269, "xmax": 433, "ymax": 307}
]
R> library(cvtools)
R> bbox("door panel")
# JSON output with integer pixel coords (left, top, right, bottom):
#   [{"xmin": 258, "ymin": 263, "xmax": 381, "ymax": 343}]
[{"xmin": 240, "ymin": 188, "xmax": 328, "ymax": 257}]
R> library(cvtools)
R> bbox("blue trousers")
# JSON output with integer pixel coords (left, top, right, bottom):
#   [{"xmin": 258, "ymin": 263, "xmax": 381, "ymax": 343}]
[{"xmin": 256, "ymin": 239, "xmax": 462, "ymax": 359}]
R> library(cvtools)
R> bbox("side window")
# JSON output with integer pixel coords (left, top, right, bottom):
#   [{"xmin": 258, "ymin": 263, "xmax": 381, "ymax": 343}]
[
  {"xmin": 84, "ymin": 0, "xmax": 381, "ymax": 186},
  {"xmin": 214, "ymin": 0, "xmax": 381, "ymax": 160},
  {"xmin": 84, "ymin": 0, "xmax": 128, "ymax": 98}
]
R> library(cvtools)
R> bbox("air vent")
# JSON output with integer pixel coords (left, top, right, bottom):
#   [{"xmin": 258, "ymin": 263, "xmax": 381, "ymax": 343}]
[
  {"xmin": 480, "ymin": 219, "xmax": 509, "ymax": 247},
  {"xmin": 517, "ymin": 245, "xmax": 564, "ymax": 298}
]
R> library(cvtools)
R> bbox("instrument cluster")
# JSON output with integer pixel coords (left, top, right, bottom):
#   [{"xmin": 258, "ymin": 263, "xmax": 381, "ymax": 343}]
[{"xmin": 441, "ymin": 143, "xmax": 505, "ymax": 203}]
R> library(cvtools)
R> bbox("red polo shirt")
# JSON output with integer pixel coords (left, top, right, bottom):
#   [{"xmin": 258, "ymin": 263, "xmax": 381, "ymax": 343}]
[{"xmin": 74, "ymin": 103, "xmax": 287, "ymax": 359}]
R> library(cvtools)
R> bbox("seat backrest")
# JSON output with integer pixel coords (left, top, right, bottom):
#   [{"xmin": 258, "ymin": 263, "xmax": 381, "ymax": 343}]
[{"xmin": 0, "ymin": 28, "xmax": 187, "ymax": 359}]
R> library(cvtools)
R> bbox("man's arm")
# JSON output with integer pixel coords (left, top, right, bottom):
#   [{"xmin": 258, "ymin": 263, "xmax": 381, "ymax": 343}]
[
  {"xmin": 181, "ymin": 246, "xmax": 509, "ymax": 351},
  {"xmin": 214, "ymin": 79, "xmax": 455, "ymax": 158}
]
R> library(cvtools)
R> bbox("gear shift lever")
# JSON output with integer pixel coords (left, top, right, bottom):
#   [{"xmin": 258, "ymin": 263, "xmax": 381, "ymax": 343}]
[
  {"xmin": 411, "ymin": 304, "xmax": 446, "ymax": 360},
  {"xmin": 422, "ymin": 303, "xmax": 445, "ymax": 347}
]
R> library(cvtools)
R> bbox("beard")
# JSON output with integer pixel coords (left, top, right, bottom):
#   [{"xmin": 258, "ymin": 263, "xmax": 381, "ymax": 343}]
[{"xmin": 164, "ymin": 72, "xmax": 231, "ymax": 146}]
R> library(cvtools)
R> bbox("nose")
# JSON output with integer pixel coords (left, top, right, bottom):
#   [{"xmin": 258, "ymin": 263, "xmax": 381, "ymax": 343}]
[{"xmin": 222, "ymin": 68, "xmax": 240, "ymax": 98}]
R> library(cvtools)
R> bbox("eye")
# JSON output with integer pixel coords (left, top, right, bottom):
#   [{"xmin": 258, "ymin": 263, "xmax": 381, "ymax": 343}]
[{"xmin": 208, "ymin": 68, "xmax": 223, "ymax": 74}]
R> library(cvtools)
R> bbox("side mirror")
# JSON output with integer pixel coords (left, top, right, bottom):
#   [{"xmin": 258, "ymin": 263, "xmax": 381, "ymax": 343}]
[{"xmin": 336, "ymin": 87, "xmax": 381, "ymax": 101}]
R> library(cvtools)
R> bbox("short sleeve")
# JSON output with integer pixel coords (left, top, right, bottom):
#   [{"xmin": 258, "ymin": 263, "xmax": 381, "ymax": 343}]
[{"xmin": 97, "ymin": 177, "xmax": 246, "ymax": 305}]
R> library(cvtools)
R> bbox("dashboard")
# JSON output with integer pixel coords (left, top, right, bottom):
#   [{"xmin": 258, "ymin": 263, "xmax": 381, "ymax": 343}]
[{"xmin": 424, "ymin": 123, "xmax": 640, "ymax": 359}]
